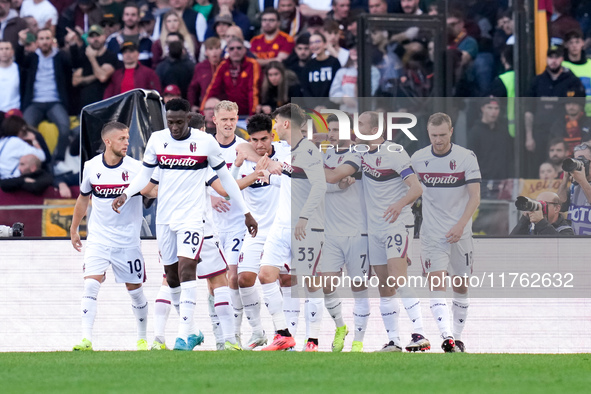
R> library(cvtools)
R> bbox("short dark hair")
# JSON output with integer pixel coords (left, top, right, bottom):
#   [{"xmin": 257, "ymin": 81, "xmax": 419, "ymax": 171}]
[
  {"xmin": 246, "ymin": 113, "xmax": 273, "ymax": 135},
  {"xmin": 101, "ymin": 121, "xmax": 128, "ymax": 139},
  {"xmin": 167, "ymin": 32, "xmax": 184, "ymax": 42},
  {"xmin": 261, "ymin": 8, "xmax": 280, "ymax": 20},
  {"xmin": 188, "ymin": 113, "xmax": 205, "ymax": 129},
  {"xmin": 273, "ymin": 103, "xmax": 306, "ymax": 128},
  {"xmin": 168, "ymin": 40, "xmax": 183, "ymax": 59},
  {"xmin": 326, "ymin": 114, "xmax": 339, "ymax": 124},
  {"xmin": 501, "ymin": 45, "xmax": 513, "ymax": 67},
  {"xmin": 565, "ymin": 30, "xmax": 583, "ymax": 42},
  {"xmin": 0, "ymin": 115, "xmax": 27, "ymax": 138},
  {"xmin": 310, "ymin": 32, "xmax": 327, "ymax": 44},
  {"xmin": 165, "ymin": 98, "xmax": 190, "ymax": 112},
  {"xmin": 548, "ymin": 137, "xmax": 567, "ymax": 151},
  {"xmin": 323, "ymin": 19, "xmax": 340, "ymax": 34},
  {"xmin": 123, "ymin": 2, "xmax": 139, "ymax": 12}
]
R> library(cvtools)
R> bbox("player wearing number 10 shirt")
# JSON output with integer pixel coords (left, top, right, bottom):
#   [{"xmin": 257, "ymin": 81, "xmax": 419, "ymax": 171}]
[
  {"xmin": 111, "ymin": 99, "xmax": 257, "ymax": 352},
  {"xmin": 70, "ymin": 122, "xmax": 153, "ymax": 352},
  {"xmin": 410, "ymin": 112, "xmax": 481, "ymax": 353}
]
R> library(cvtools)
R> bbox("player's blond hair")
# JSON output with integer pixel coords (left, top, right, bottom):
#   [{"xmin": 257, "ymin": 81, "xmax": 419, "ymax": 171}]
[
  {"xmin": 214, "ymin": 100, "xmax": 239, "ymax": 115},
  {"xmin": 427, "ymin": 112, "xmax": 452, "ymax": 129}
]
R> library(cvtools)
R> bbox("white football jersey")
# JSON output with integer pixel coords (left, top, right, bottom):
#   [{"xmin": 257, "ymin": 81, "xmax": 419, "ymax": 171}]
[
  {"xmin": 238, "ymin": 141, "xmax": 291, "ymax": 235},
  {"xmin": 80, "ymin": 154, "xmax": 143, "ymax": 248},
  {"xmin": 323, "ymin": 147, "xmax": 366, "ymax": 236},
  {"xmin": 142, "ymin": 128, "xmax": 226, "ymax": 225},
  {"xmin": 361, "ymin": 141, "xmax": 414, "ymax": 234},
  {"xmin": 210, "ymin": 135, "xmax": 248, "ymax": 233},
  {"xmin": 411, "ymin": 144, "xmax": 481, "ymax": 239},
  {"xmin": 291, "ymin": 137, "xmax": 326, "ymax": 230}
]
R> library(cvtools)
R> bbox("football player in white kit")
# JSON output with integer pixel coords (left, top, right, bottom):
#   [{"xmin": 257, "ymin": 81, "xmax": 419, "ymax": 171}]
[
  {"xmin": 210, "ymin": 100, "xmax": 248, "ymax": 344},
  {"xmin": 321, "ymin": 114, "xmax": 371, "ymax": 352},
  {"xmin": 230, "ymin": 114, "xmax": 291, "ymax": 349},
  {"xmin": 410, "ymin": 113, "xmax": 481, "ymax": 353},
  {"xmin": 358, "ymin": 111, "xmax": 430, "ymax": 352},
  {"xmin": 70, "ymin": 122, "xmax": 155, "ymax": 351},
  {"xmin": 112, "ymin": 99, "xmax": 257, "ymax": 351}
]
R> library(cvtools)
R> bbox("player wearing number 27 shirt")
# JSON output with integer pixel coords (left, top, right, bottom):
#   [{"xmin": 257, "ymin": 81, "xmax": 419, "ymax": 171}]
[
  {"xmin": 111, "ymin": 99, "xmax": 257, "ymax": 351},
  {"xmin": 410, "ymin": 112, "xmax": 481, "ymax": 353}
]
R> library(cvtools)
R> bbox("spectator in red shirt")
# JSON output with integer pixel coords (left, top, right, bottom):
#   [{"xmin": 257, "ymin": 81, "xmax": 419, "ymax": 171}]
[
  {"xmin": 188, "ymin": 36, "xmax": 222, "ymax": 111},
  {"xmin": 201, "ymin": 37, "xmax": 261, "ymax": 115},
  {"xmin": 103, "ymin": 41, "xmax": 161, "ymax": 99},
  {"xmin": 250, "ymin": 8, "xmax": 295, "ymax": 67}
]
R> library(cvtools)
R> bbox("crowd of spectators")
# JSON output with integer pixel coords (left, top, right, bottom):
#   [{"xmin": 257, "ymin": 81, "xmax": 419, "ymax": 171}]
[{"xmin": 2, "ymin": 0, "xmax": 591, "ymax": 200}]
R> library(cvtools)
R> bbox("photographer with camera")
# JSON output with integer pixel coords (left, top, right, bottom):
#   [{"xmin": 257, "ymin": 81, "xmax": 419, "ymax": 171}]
[
  {"xmin": 511, "ymin": 192, "xmax": 574, "ymax": 235},
  {"xmin": 557, "ymin": 143, "xmax": 591, "ymax": 234}
]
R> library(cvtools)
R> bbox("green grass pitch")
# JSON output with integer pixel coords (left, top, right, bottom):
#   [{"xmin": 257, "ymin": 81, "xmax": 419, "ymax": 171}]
[{"xmin": 0, "ymin": 352, "xmax": 589, "ymax": 393}]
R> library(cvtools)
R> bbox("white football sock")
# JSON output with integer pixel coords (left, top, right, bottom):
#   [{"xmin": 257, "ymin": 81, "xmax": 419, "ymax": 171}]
[
  {"xmin": 305, "ymin": 288, "xmax": 324, "ymax": 340},
  {"xmin": 230, "ymin": 287, "xmax": 243, "ymax": 337},
  {"xmin": 214, "ymin": 286, "xmax": 236, "ymax": 343},
  {"xmin": 380, "ymin": 296, "xmax": 400, "ymax": 344},
  {"xmin": 128, "ymin": 286, "xmax": 148, "ymax": 341},
  {"xmin": 282, "ymin": 286, "xmax": 300, "ymax": 336},
  {"xmin": 261, "ymin": 282, "xmax": 288, "ymax": 332},
  {"xmin": 353, "ymin": 290, "xmax": 370, "ymax": 342},
  {"xmin": 397, "ymin": 285, "xmax": 425, "ymax": 336},
  {"xmin": 430, "ymin": 291, "xmax": 452, "ymax": 339},
  {"xmin": 240, "ymin": 285, "xmax": 263, "ymax": 335},
  {"xmin": 153, "ymin": 286, "xmax": 171, "ymax": 341},
  {"xmin": 208, "ymin": 293, "xmax": 223, "ymax": 345},
  {"xmin": 324, "ymin": 291, "xmax": 345, "ymax": 328},
  {"xmin": 80, "ymin": 278, "xmax": 100, "ymax": 341},
  {"xmin": 177, "ymin": 281, "xmax": 197, "ymax": 341},
  {"xmin": 170, "ymin": 286, "xmax": 181, "ymax": 315},
  {"xmin": 452, "ymin": 291, "xmax": 469, "ymax": 341}
]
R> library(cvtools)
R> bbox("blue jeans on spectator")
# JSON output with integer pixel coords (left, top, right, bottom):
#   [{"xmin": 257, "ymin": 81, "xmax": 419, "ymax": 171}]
[{"xmin": 23, "ymin": 102, "xmax": 70, "ymax": 162}]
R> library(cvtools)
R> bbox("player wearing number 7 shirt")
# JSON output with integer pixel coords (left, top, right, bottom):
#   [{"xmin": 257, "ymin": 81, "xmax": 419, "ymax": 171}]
[
  {"xmin": 410, "ymin": 112, "xmax": 481, "ymax": 353},
  {"xmin": 70, "ymin": 122, "xmax": 157, "ymax": 351},
  {"xmin": 112, "ymin": 99, "xmax": 257, "ymax": 351}
]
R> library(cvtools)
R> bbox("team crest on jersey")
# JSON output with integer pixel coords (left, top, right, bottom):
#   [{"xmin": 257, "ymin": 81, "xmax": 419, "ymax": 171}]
[
  {"xmin": 96, "ymin": 173, "xmax": 101, "ymax": 179},
  {"xmin": 338, "ymin": 156, "xmax": 344, "ymax": 164},
  {"xmin": 449, "ymin": 159, "xmax": 457, "ymax": 170},
  {"xmin": 190, "ymin": 142, "xmax": 197, "ymax": 152},
  {"xmin": 122, "ymin": 171, "xmax": 129, "ymax": 181},
  {"xmin": 376, "ymin": 157, "xmax": 382, "ymax": 166}
]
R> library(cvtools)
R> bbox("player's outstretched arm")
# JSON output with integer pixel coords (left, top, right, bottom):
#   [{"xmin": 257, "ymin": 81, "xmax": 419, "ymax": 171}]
[
  {"xmin": 112, "ymin": 166, "xmax": 155, "ymax": 213},
  {"xmin": 70, "ymin": 194, "xmax": 90, "ymax": 252},
  {"xmin": 324, "ymin": 163, "xmax": 357, "ymax": 184},
  {"xmin": 383, "ymin": 173, "xmax": 422, "ymax": 223},
  {"xmin": 215, "ymin": 164, "xmax": 258, "ymax": 237},
  {"xmin": 446, "ymin": 182, "xmax": 481, "ymax": 244}
]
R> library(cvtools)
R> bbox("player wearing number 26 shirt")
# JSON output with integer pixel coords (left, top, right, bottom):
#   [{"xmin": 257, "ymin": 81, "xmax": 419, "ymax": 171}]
[
  {"xmin": 410, "ymin": 112, "xmax": 481, "ymax": 354},
  {"xmin": 70, "ymin": 122, "xmax": 154, "ymax": 352},
  {"xmin": 111, "ymin": 99, "xmax": 257, "ymax": 352}
]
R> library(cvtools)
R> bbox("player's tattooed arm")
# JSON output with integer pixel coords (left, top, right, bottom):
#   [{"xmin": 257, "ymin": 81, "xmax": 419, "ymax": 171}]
[{"xmin": 70, "ymin": 194, "xmax": 90, "ymax": 252}]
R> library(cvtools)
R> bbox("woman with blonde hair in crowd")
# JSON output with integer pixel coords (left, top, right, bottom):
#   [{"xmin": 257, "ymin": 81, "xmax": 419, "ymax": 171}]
[
  {"xmin": 151, "ymin": 10, "xmax": 199, "ymax": 68},
  {"xmin": 257, "ymin": 61, "xmax": 301, "ymax": 114}
]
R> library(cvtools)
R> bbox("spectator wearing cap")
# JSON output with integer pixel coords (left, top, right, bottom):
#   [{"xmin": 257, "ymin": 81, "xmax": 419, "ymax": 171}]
[
  {"xmin": 103, "ymin": 41, "xmax": 161, "ymax": 99},
  {"xmin": 152, "ymin": 10, "xmax": 199, "ymax": 69},
  {"xmin": 69, "ymin": 24, "xmax": 117, "ymax": 108},
  {"xmin": 203, "ymin": 13, "xmax": 233, "ymax": 52},
  {"xmin": 106, "ymin": 3, "xmax": 153, "ymax": 67},
  {"xmin": 250, "ymin": 8, "xmax": 294, "ymax": 67},
  {"xmin": 563, "ymin": 30, "xmax": 591, "ymax": 116},
  {"xmin": 204, "ymin": 0, "xmax": 251, "ymax": 41},
  {"xmin": 550, "ymin": 96, "xmax": 591, "ymax": 157},
  {"xmin": 276, "ymin": 0, "xmax": 305, "ymax": 37},
  {"xmin": 0, "ymin": 153, "xmax": 53, "ymax": 195},
  {"xmin": 56, "ymin": 0, "xmax": 103, "ymax": 47},
  {"xmin": 163, "ymin": 84, "xmax": 181, "ymax": 103},
  {"xmin": 99, "ymin": 12, "xmax": 121, "ymax": 40},
  {"xmin": 155, "ymin": 37, "xmax": 195, "ymax": 97},
  {"xmin": 201, "ymin": 36, "xmax": 261, "ymax": 115},
  {"xmin": 283, "ymin": 32, "xmax": 311, "ymax": 86},
  {"xmin": 16, "ymin": 27, "xmax": 72, "ymax": 163},
  {"xmin": 99, "ymin": 0, "xmax": 125, "ymax": 24},
  {"xmin": 0, "ymin": 0, "xmax": 28, "ymax": 51},
  {"xmin": 0, "ymin": 40, "xmax": 20, "ymax": 112},
  {"xmin": 0, "ymin": 115, "xmax": 46, "ymax": 179},
  {"xmin": 188, "ymin": 36, "xmax": 221, "ymax": 111},
  {"xmin": 468, "ymin": 97, "xmax": 513, "ymax": 180},
  {"xmin": 525, "ymin": 45, "xmax": 585, "ymax": 175},
  {"xmin": 305, "ymin": 15, "xmax": 324, "ymax": 35},
  {"xmin": 140, "ymin": 9, "xmax": 156, "ymax": 37},
  {"xmin": 19, "ymin": 0, "xmax": 58, "ymax": 36}
]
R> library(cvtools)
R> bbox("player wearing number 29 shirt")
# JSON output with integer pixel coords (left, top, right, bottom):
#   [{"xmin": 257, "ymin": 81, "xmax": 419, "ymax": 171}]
[
  {"xmin": 111, "ymin": 99, "xmax": 257, "ymax": 352},
  {"xmin": 70, "ymin": 122, "xmax": 153, "ymax": 352},
  {"xmin": 410, "ymin": 112, "xmax": 481, "ymax": 353}
]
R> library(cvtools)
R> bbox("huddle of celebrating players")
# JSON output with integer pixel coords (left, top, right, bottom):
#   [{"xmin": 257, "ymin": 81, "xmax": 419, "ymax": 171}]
[{"xmin": 70, "ymin": 99, "xmax": 480, "ymax": 353}]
